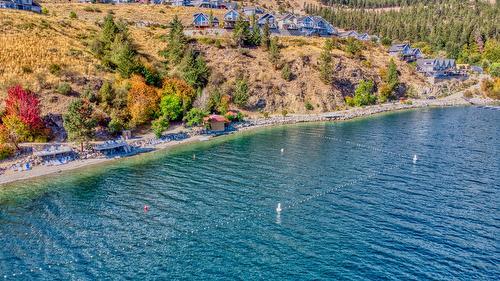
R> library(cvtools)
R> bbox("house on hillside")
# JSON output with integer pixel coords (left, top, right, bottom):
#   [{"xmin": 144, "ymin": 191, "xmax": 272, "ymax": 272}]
[
  {"xmin": 222, "ymin": 1, "xmax": 237, "ymax": 9},
  {"xmin": 389, "ymin": 43, "xmax": 422, "ymax": 62},
  {"xmin": 416, "ymin": 58, "xmax": 457, "ymax": 78},
  {"xmin": 193, "ymin": 13, "xmax": 219, "ymax": 28},
  {"xmin": 256, "ymin": 13, "xmax": 277, "ymax": 29},
  {"xmin": 192, "ymin": 0, "xmax": 223, "ymax": 8},
  {"xmin": 297, "ymin": 16, "xmax": 336, "ymax": 36},
  {"xmin": 171, "ymin": 0, "xmax": 191, "ymax": 6},
  {"xmin": 242, "ymin": 6, "xmax": 264, "ymax": 17},
  {"xmin": 389, "ymin": 43, "xmax": 411, "ymax": 56},
  {"xmin": 223, "ymin": 9, "xmax": 241, "ymax": 29},
  {"xmin": 278, "ymin": 13, "xmax": 298, "ymax": 30},
  {"xmin": 338, "ymin": 30, "xmax": 359, "ymax": 39},
  {"xmin": 407, "ymin": 48, "xmax": 423, "ymax": 61},
  {"xmin": 0, "ymin": 0, "xmax": 41, "ymax": 13},
  {"xmin": 356, "ymin": 33, "xmax": 371, "ymax": 41}
]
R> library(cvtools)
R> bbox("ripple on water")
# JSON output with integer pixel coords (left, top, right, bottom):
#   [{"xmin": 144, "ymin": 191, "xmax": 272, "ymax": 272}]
[{"xmin": 0, "ymin": 107, "xmax": 499, "ymax": 280}]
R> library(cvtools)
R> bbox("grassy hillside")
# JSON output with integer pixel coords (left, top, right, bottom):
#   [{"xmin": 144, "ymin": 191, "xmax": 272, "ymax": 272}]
[{"xmin": 0, "ymin": 3, "xmax": 426, "ymax": 118}]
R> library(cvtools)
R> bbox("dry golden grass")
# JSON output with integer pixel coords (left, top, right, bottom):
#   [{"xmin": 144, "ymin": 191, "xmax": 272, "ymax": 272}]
[{"xmin": 0, "ymin": 3, "xmax": 427, "ymax": 115}]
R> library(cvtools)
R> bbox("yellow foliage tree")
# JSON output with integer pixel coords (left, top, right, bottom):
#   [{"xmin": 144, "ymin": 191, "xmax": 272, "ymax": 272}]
[
  {"xmin": 127, "ymin": 75, "xmax": 161, "ymax": 126},
  {"xmin": 161, "ymin": 78, "xmax": 196, "ymax": 114}
]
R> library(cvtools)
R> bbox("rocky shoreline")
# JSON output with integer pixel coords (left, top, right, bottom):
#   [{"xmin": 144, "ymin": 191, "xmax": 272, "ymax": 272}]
[{"xmin": 0, "ymin": 95, "xmax": 494, "ymax": 186}]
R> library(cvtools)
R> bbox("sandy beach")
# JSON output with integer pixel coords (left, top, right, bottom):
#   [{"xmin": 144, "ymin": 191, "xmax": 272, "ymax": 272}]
[{"xmin": 0, "ymin": 93, "xmax": 495, "ymax": 186}]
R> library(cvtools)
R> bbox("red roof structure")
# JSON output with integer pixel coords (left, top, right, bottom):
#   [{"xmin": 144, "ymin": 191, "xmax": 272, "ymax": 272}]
[{"xmin": 204, "ymin": 114, "xmax": 230, "ymax": 123}]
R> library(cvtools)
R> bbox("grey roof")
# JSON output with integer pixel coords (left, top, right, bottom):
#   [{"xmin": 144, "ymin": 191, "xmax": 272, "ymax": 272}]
[
  {"xmin": 279, "ymin": 13, "xmax": 297, "ymax": 21},
  {"xmin": 417, "ymin": 58, "xmax": 456, "ymax": 72},
  {"xmin": 389, "ymin": 44, "xmax": 410, "ymax": 53},
  {"xmin": 409, "ymin": 48, "xmax": 422, "ymax": 55}
]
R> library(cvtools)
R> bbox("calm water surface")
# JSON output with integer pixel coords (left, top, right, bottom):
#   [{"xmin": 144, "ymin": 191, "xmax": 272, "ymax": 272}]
[{"xmin": 0, "ymin": 107, "xmax": 499, "ymax": 280}]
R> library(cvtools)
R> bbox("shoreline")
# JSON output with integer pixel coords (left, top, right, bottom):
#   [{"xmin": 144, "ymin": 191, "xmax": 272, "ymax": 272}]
[{"xmin": 0, "ymin": 95, "xmax": 495, "ymax": 186}]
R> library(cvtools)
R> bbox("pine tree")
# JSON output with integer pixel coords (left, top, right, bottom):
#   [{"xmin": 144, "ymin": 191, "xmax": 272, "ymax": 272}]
[
  {"xmin": 319, "ymin": 39, "xmax": 334, "ymax": 84},
  {"xmin": 261, "ymin": 22, "xmax": 271, "ymax": 50},
  {"xmin": 180, "ymin": 49, "xmax": 210, "ymax": 90},
  {"xmin": 251, "ymin": 26, "xmax": 262, "ymax": 47},
  {"xmin": 233, "ymin": 17, "xmax": 251, "ymax": 47},
  {"xmin": 387, "ymin": 59, "xmax": 399, "ymax": 88},
  {"xmin": 164, "ymin": 15, "xmax": 188, "ymax": 64},
  {"xmin": 268, "ymin": 37, "xmax": 281, "ymax": 69},
  {"xmin": 63, "ymin": 99, "xmax": 97, "ymax": 151}
]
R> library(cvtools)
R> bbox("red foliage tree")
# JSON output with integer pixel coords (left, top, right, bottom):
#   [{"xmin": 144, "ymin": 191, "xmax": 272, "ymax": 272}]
[{"xmin": 5, "ymin": 85, "xmax": 44, "ymax": 130}]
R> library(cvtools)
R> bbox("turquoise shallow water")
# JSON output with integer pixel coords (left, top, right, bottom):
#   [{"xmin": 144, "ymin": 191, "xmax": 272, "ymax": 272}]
[{"xmin": 0, "ymin": 107, "xmax": 499, "ymax": 280}]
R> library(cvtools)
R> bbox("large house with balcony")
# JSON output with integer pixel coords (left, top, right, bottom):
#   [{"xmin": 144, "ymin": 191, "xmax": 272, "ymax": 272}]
[
  {"xmin": 170, "ymin": 0, "xmax": 190, "ymax": 6},
  {"xmin": 242, "ymin": 6, "xmax": 264, "ymax": 17},
  {"xmin": 416, "ymin": 58, "xmax": 457, "ymax": 78},
  {"xmin": 389, "ymin": 43, "xmax": 423, "ymax": 62},
  {"xmin": 297, "ymin": 16, "xmax": 336, "ymax": 36},
  {"xmin": 193, "ymin": 0, "xmax": 223, "ymax": 8},
  {"xmin": 223, "ymin": 9, "xmax": 242, "ymax": 29},
  {"xmin": 277, "ymin": 13, "xmax": 298, "ymax": 30},
  {"xmin": 256, "ymin": 13, "xmax": 277, "ymax": 29},
  {"xmin": 192, "ymin": 12, "xmax": 219, "ymax": 28},
  {"xmin": 0, "ymin": 0, "xmax": 41, "ymax": 13}
]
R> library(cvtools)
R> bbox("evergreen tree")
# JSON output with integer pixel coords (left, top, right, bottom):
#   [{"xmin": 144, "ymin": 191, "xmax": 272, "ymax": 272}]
[
  {"xmin": 319, "ymin": 39, "xmax": 334, "ymax": 84},
  {"xmin": 387, "ymin": 59, "xmax": 399, "ymax": 88},
  {"xmin": 281, "ymin": 63, "xmax": 293, "ymax": 81},
  {"xmin": 233, "ymin": 17, "xmax": 251, "ymax": 47},
  {"xmin": 180, "ymin": 49, "xmax": 210, "ymax": 90},
  {"xmin": 261, "ymin": 23, "xmax": 271, "ymax": 50},
  {"xmin": 63, "ymin": 99, "xmax": 97, "ymax": 151},
  {"xmin": 163, "ymin": 15, "xmax": 188, "ymax": 64},
  {"xmin": 251, "ymin": 26, "xmax": 262, "ymax": 47},
  {"xmin": 90, "ymin": 14, "xmax": 139, "ymax": 78},
  {"xmin": 233, "ymin": 76, "xmax": 249, "ymax": 108},
  {"xmin": 268, "ymin": 37, "xmax": 281, "ymax": 68},
  {"xmin": 307, "ymin": 1, "xmax": 500, "ymax": 61}
]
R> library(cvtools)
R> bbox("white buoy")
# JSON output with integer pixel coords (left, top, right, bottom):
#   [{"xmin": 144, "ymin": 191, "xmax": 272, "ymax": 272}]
[
  {"xmin": 280, "ymin": 148, "xmax": 284, "ymax": 154},
  {"xmin": 276, "ymin": 203, "xmax": 282, "ymax": 213},
  {"xmin": 413, "ymin": 154, "xmax": 418, "ymax": 164},
  {"xmin": 193, "ymin": 154, "xmax": 196, "ymax": 160}
]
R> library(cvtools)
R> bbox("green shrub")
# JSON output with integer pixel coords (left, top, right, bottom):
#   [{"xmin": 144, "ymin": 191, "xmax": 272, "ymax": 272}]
[
  {"xmin": 82, "ymin": 88, "xmax": 98, "ymax": 103},
  {"xmin": 0, "ymin": 145, "xmax": 14, "ymax": 160},
  {"xmin": 345, "ymin": 37, "xmax": 363, "ymax": 57},
  {"xmin": 233, "ymin": 77, "xmax": 249, "ymax": 107},
  {"xmin": 489, "ymin": 63, "xmax": 500, "ymax": 77},
  {"xmin": 281, "ymin": 109, "xmax": 288, "ymax": 117},
  {"xmin": 160, "ymin": 94, "xmax": 183, "ymax": 121},
  {"xmin": 108, "ymin": 117, "xmax": 124, "ymax": 134},
  {"xmin": 21, "ymin": 66, "xmax": 33, "ymax": 74},
  {"xmin": 69, "ymin": 11, "xmax": 77, "ymax": 19},
  {"xmin": 152, "ymin": 117, "xmax": 169, "ymax": 138},
  {"xmin": 346, "ymin": 80, "xmax": 377, "ymax": 107},
  {"xmin": 49, "ymin": 64, "xmax": 62, "ymax": 76},
  {"xmin": 215, "ymin": 39, "xmax": 223, "ymax": 49},
  {"xmin": 183, "ymin": 108, "xmax": 208, "ymax": 127},
  {"xmin": 57, "ymin": 83, "xmax": 72, "ymax": 95},
  {"xmin": 305, "ymin": 101, "xmax": 314, "ymax": 111},
  {"xmin": 207, "ymin": 88, "xmax": 229, "ymax": 114},
  {"xmin": 41, "ymin": 7, "xmax": 49, "ymax": 15},
  {"xmin": 381, "ymin": 37, "xmax": 392, "ymax": 46},
  {"xmin": 98, "ymin": 81, "xmax": 115, "ymax": 107},
  {"xmin": 281, "ymin": 63, "xmax": 292, "ymax": 81}
]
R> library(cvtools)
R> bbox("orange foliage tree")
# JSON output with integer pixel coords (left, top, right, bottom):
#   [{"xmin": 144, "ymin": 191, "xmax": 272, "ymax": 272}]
[{"xmin": 127, "ymin": 75, "xmax": 161, "ymax": 126}]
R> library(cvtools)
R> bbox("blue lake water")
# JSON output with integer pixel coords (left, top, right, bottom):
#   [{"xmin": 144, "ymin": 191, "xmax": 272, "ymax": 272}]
[{"xmin": 0, "ymin": 107, "xmax": 499, "ymax": 280}]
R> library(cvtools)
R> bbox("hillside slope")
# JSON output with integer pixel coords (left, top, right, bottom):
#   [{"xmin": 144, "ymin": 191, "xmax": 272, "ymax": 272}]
[{"xmin": 0, "ymin": 3, "xmax": 427, "ymax": 117}]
